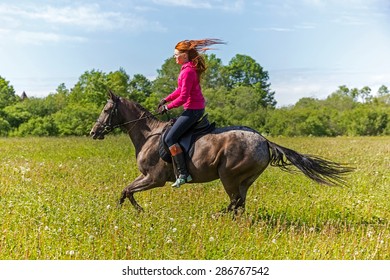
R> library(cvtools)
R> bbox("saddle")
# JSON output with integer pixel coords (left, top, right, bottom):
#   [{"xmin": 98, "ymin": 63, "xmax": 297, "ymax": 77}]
[{"xmin": 159, "ymin": 114, "xmax": 215, "ymax": 163}]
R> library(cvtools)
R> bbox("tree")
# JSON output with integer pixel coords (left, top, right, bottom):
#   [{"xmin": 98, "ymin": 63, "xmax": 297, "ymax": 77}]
[
  {"xmin": 13, "ymin": 116, "xmax": 58, "ymax": 137},
  {"xmin": 129, "ymin": 74, "xmax": 153, "ymax": 103},
  {"xmin": 69, "ymin": 70, "xmax": 109, "ymax": 107},
  {"xmin": 203, "ymin": 87, "xmax": 233, "ymax": 127},
  {"xmin": 345, "ymin": 105, "xmax": 388, "ymax": 136},
  {"xmin": 359, "ymin": 86, "xmax": 372, "ymax": 103},
  {"xmin": 378, "ymin": 85, "xmax": 389, "ymax": 96},
  {"xmin": 0, "ymin": 75, "xmax": 19, "ymax": 109},
  {"xmin": 53, "ymin": 103, "xmax": 99, "ymax": 136},
  {"xmin": 107, "ymin": 68, "xmax": 130, "ymax": 96},
  {"xmin": 2, "ymin": 103, "xmax": 32, "ymax": 128},
  {"xmin": 376, "ymin": 85, "xmax": 390, "ymax": 104},
  {"xmin": 201, "ymin": 54, "xmax": 225, "ymax": 89},
  {"xmin": 152, "ymin": 57, "xmax": 180, "ymax": 98},
  {"xmin": 0, "ymin": 117, "xmax": 10, "ymax": 136},
  {"xmin": 324, "ymin": 87, "xmax": 355, "ymax": 111},
  {"xmin": 224, "ymin": 54, "xmax": 276, "ymax": 108}
]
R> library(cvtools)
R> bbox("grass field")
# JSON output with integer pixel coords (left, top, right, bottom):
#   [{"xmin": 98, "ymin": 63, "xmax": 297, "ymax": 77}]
[{"xmin": 0, "ymin": 135, "xmax": 389, "ymax": 260}]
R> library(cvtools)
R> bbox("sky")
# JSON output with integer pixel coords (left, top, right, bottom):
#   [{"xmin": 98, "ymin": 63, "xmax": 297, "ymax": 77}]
[{"xmin": 0, "ymin": 0, "xmax": 389, "ymax": 107}]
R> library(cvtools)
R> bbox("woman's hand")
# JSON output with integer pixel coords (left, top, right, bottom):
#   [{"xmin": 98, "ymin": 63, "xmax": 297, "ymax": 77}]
[
  {"xmin": 157, "ymin": 99, "xmax": 168, "ymax": 114},
  {"xmin": 157, "ymin": 99, "xmax": 167, "ymax": 109},
  {"xmin": 158, "ymin": 105, "xmax": 168, "ymax": 114}
]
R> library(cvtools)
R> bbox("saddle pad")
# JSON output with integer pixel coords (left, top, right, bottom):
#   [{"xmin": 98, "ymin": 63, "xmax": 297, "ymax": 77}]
[{"xmin": 158, "ymin": 118, "xmax": 215, "ymax": 163}]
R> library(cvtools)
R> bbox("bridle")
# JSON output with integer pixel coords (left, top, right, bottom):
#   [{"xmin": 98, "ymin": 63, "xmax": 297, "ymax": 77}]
[{"xmin": 95, "ymin": 98, "xmax": 160, "ymax": 135}]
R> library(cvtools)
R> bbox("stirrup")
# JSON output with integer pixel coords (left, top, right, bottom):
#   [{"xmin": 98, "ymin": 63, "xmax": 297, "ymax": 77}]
[{"xmin": 171, "ymin": 175, "xmax": 192, "ymax": 188}]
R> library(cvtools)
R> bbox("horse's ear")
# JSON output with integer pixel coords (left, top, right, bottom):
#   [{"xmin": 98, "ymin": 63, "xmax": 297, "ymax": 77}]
[{"xmin": 108, "ymin": 89, "xmax": 118, "ymax": 101}]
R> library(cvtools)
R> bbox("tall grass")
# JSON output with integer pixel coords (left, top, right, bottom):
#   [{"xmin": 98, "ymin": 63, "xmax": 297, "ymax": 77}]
[{"xmin": 0, "ymin": 136, "xmax": 389, "ymax": 259}]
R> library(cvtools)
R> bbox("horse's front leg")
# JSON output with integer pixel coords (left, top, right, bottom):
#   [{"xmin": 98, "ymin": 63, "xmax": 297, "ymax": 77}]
[{"xmin": 118, "ymin": 174, "xmax": 163, "ymax": 212}]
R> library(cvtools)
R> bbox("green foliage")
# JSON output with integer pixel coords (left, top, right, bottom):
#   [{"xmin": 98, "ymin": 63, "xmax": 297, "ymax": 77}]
[
  {"xmin": 69, "ymin": 69, "xmax": 110, "ymax": 107},
  {"xmin": 129, "ymin": 74, "xmax": 153, "ymax": 103},
  {"xmin": 205, "ymin": 86, "xmax": 269, "ymax": 129},
  {"xmin": 0, "ymin": 75, "xmax": 19, "ymax": 109},
  {"xmin": 0, "ymin": 56, "xmax": 389, "ymax": 137},
  {"xmin": 201, "ymin": 54, "xmax": 225, "ymax": 89},
  {"xmin": 345, "ymin": 105, "xmax": 388, "ymax": 136},
  {"xmin": 13, "ymin": 116, "xmax": 58, "ymax": 137},
  {"xmin": 264, "ymin": 86, "xmax": 390, "ymax": 136},
  {"xmin": 152, "ymin": 57, "xmax": 180, "ymax": 98},
  {"xmin": 0, "ymin": 117, "xmax": 10, "ymax": 136},
  {"xmin": 224, "ymin": 54, "xmax": 276, "ymax": 108},
  {"xmin": 2, "ymin": 103, "xmax": 33, "ymax": 128},
  {"xmin": 107, "ymin": 68, "xmax": 130, "ymax": 96},
  {"xmin": 53, "ymin": 103, "xmax": 100, "ymax": 136}
]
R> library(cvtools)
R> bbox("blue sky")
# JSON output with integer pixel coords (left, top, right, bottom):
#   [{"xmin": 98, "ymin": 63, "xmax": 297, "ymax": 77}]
[{"xmin": 0, "ymin": 0, "xmax": 389, "ymax": 106}]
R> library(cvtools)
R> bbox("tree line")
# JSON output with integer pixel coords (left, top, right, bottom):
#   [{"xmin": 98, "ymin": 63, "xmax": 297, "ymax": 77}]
[{"xmin": 0, "ymin": 54, "xmax": 389, "ymax": 137}]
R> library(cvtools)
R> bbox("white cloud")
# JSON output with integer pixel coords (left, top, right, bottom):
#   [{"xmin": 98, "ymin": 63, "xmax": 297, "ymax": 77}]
[
  {"xmin": 0, "ymin": 28, "xmax": 87, "ymax": 45},
  {"xmin": 253, "ymin": 27, "xmax": 294, "ymax": 32},
  {"xmin": 0, "ymin": 3, "xmax": 165, "ymax": 32},
  {"xmin": 0, "ymin": 3, "xmax": 165, "ymax": 45},
  {"xmin": 253, "ymin": 24, "xmax": 316, "ymax": 32},
  {"xmin": 152, "ymin": 0, "xmax": 244, "ymax": 11}
]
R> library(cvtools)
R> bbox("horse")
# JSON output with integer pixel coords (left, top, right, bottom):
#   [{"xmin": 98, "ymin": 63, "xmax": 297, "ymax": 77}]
[{"xmin": 90, "ymin": 91, "xmax": 353, "ymax": 213}]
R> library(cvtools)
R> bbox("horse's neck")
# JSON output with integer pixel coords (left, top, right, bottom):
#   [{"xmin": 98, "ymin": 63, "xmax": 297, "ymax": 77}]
[{"xmin": 121, "ymin": 100, "xmax": 165, "ymax": 154}]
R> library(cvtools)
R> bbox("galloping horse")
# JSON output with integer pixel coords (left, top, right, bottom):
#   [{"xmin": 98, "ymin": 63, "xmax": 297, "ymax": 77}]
[{"xmin": 90, "ymin": 91, "xmax": 352, "ymax": 213}]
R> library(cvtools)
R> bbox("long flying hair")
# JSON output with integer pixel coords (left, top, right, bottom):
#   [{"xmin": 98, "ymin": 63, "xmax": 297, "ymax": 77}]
[{"xmin": 175, "ymin": 38, "xmax": 226, "ymax": 78}]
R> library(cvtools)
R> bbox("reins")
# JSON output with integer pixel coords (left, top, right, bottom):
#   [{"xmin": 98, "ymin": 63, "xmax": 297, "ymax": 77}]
[
  {"xmin": 96, "ymin": 99, "xmax": 162, "ymax": 134},
  {"xmin": 111, "ymin": 111, "xmax": 161, "ymax": 130}
]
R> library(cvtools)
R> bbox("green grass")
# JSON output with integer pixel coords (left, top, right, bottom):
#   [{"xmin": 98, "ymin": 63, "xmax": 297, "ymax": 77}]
[{"xmin": 0, "ymin": 135, "xmax": 389, "ymax": 259}]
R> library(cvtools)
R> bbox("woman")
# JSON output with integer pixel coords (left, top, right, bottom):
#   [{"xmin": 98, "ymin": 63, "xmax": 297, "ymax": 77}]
[{"xmin": 158, "ymin": 38, "xmax": 225, "ymax": 187}]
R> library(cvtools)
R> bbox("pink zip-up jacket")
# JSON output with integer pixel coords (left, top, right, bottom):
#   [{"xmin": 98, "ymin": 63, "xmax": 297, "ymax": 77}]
[{"xmin": 165, "ymin": 61, "xmax": 205, "ymax": 110}]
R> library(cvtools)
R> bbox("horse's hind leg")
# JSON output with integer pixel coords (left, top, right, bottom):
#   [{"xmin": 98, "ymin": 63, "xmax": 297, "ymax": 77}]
[
  {"xmin": 220, "ymin": 171, "xmax": 261, "ymax": 215},
  {"xmin": 218, "ymin": 174, "xmax": 246, "ymax": 214}
]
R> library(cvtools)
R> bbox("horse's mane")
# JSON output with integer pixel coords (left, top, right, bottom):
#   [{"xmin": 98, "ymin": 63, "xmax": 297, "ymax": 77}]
[{"xmin": 120, "ymin": 97, "xmax": 162, "ymax": 123}]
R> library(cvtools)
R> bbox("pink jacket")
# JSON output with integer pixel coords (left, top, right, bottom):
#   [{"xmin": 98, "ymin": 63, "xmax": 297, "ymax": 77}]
[{"xmin": 165, "ymin": 62, "xmax": 205, "ymax": 110}]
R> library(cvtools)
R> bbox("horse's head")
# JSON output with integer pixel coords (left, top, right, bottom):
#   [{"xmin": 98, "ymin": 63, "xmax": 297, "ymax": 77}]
[{"xmin": 90, "ymin": 90, "xmax": 121, "ymax": 140}]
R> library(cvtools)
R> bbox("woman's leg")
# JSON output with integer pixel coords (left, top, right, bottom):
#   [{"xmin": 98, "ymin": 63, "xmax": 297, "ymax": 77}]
[
  {"xmin": 165, "ymin": 109, "xmax": 204, "ymax": 187},
  {"xmin": 165, "ymin": 109, "xmax": 204, "ymax": 147}
]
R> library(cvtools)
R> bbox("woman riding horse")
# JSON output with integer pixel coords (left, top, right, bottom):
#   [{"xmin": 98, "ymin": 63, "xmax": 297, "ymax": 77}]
[{"xmin": 157, "ymin": 39, "xmax": 225, "ymax": 188}]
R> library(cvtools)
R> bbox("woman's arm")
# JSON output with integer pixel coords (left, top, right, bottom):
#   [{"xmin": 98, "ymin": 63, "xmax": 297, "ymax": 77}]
[{"xmin": 166, "ymin": 69, "xmax": 196, "ymax": 109}]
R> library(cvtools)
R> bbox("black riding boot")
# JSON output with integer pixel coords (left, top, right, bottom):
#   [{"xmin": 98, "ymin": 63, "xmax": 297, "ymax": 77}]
[{"xmin": 169, "ymin": 144, "xmax": 192, "ymax": 187}]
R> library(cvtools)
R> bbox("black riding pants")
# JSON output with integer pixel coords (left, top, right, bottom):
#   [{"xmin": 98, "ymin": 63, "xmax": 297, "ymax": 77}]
[{"xmin": 165, "ymin": 109, "xmax": 205, "ymax": 148}]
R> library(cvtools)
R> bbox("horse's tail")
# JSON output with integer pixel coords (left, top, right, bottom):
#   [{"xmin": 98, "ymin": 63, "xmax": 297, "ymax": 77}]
[{"xmin": 266, "ymin": 140, "xmax": 353, "ymax": 186}]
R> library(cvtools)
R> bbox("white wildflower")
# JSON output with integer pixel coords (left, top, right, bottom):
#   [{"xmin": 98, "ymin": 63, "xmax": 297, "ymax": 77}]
[
  {"xmin": 209, "ymin": 236, "xmax": 215, "ymax": 242},
  {"xmin": 66, "ymin": 250, "xmax": 75, "ymax": 256}
]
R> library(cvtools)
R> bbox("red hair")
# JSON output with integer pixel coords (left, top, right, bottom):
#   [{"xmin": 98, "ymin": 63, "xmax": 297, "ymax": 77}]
[{"xmin": 175, "ymin": 38, "xmax": 226, "ymax": 78}]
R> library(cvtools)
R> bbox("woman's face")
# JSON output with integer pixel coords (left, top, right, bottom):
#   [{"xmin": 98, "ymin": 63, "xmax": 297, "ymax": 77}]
[{"xmin": 174, "ymin": 49, "xmax": 188, "ymax": 65}]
